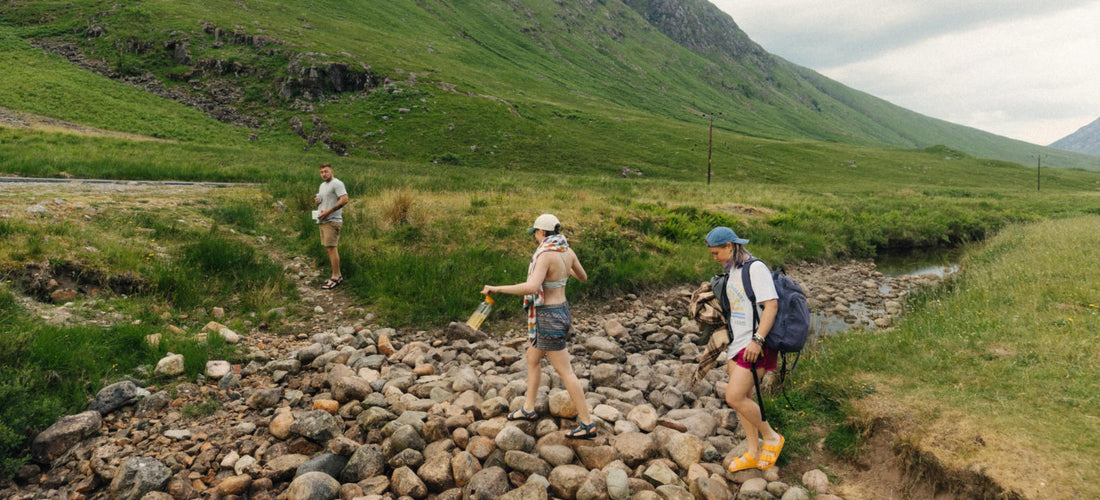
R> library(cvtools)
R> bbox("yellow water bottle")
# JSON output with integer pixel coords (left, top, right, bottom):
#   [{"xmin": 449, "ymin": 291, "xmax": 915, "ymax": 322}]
[{"xmin": 466, "ymin": 294, "xmax": 495, "ymax": 330}]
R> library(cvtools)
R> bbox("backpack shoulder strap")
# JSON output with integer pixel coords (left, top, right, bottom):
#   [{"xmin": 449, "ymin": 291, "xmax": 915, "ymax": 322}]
[{"xmin": 741, "ymin": 258, "xmax": 762, "ymax": 328}]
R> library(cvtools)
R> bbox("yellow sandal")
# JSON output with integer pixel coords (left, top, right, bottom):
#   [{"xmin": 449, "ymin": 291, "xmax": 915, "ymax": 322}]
[
  {"xmin": 727, "ymin": 452, "xmax": 759, "ymax": 472},
  {"xmin": 758, "ymin": 434, "xmax": 785, "ymax": 470}
]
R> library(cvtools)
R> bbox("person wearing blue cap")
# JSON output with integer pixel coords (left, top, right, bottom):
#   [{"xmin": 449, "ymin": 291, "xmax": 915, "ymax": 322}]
[{"xmin": 704, "ymin": 226, "xmax": 786, "ymax": 472}]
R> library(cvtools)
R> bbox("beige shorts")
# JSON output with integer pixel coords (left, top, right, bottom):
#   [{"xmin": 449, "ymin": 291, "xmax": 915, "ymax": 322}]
[{"xmin": 319, "ymin": 222, "xmax": 342, "ymax": 247}]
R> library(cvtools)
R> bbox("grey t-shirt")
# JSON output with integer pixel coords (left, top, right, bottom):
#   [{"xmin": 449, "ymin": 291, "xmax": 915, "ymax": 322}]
[{"xmin": 316, "ymin": 177, "xmax": 348, "ymax": 223}]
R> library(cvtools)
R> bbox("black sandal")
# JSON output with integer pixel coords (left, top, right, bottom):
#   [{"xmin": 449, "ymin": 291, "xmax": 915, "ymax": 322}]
[
  {"xmin": 507, "ymin": 408, "xmax": 539, "ymax": 422},
  {"xmin": 321, "ymin": 276, "xmax": 343, "ymax": 290},
  {"xmin": 566, "ymin": 421, "xmax": 597, "ymax": 440}
]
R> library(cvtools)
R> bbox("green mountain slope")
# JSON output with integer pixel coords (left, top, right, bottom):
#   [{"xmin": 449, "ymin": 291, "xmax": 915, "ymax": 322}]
[{"xmin": 1, "ymin": 0, "xmax": 1097, "ymax": 172}]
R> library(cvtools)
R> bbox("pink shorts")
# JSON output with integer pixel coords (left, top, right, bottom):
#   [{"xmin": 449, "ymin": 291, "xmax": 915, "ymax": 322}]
[{"xmin": 731, "ymin": 345, "xmax": 778, "ymax": 371}]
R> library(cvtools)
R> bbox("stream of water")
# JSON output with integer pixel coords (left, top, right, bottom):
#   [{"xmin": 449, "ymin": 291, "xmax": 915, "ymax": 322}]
[{"xmin": 811, "ymin": 247, "xmax": 966, "ymax": 335}]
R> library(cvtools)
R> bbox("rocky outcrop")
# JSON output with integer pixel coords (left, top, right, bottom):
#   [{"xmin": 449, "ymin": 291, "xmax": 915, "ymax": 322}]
[
  {"xmin": 277, "ymin": 52, "xmax": 378, "ymax": 101},
  {"xmin": 6, "ymin": 260, "xmax": 943, "ymax": 499}
]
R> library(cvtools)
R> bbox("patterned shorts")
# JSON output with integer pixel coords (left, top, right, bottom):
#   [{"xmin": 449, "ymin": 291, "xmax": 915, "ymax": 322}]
[{"xmin": 532, "ymin": 302, "xmax": 571, "ymax": 351}]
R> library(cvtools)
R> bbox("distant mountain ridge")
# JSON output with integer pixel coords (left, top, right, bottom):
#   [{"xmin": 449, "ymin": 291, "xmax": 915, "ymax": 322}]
[
  {"xmin": 1049, "ymin": 117, "xmax": 1100, "ymax": 156},
  {"xmin": 0, "ymin": 0, "xmax": 1097, "ymax": 171}
]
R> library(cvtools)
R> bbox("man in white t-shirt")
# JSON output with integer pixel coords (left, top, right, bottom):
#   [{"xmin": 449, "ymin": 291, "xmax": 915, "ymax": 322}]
[
  {"xmin": 705, "ymin": 226, "xmax": 786, "ymax": 473},
  {"xmin": 315, "ymin": 163, "xmax": 348, "ymax": 290}
]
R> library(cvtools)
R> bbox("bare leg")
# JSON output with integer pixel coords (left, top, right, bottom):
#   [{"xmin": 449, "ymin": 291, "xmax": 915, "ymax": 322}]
[
  {"xmin": 545, "ymin": 349, "xmax": 591, "ymax": 424},
  {"xmin": 726, "ymin": 363, "xmax": 780, "ymax": 458},
  {"xmin": 325, "ymin": 246, "xmax": 341, "ymax": 279},
  {"xmin": 522, "ymin": 345, "xmax": 543, "ymax": 412}
]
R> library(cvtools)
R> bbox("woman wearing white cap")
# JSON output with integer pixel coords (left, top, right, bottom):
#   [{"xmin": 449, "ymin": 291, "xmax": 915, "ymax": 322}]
[
  {"xmin": 481, "ymin": 214, "xmax": 596, "ymax": 439},
  {"xmin": 705, "ymin": 226, "xmax": 785, "ymax": 471}
]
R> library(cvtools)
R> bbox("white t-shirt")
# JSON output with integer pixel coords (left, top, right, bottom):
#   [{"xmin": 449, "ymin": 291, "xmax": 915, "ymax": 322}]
[
  {"xmin": 725, "ymin": 260, "xmax": 778, "ymax": 359},
  {"xmin": 317, "ymin": 178, "xmax": 348, "ymax": 223}
]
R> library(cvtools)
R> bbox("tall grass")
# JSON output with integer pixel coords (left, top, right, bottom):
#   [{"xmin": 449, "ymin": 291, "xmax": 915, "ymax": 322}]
[{"xmin": 793, "ymin": 216, "xmax": 1100, "ymax": 498}]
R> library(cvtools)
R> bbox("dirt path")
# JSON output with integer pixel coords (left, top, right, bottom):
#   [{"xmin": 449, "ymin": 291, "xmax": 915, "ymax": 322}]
[{"xmin": 0, "ymin": 106, "xmax": 172, "ymax": 142}]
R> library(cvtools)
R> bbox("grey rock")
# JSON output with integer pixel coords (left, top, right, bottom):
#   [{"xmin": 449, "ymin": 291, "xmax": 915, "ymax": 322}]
[
  {"xmin": 607, "ymin": 468, "xmax": 630, "ymax": 500},
  {"xmin": 341, "ymin": 444, "xmax": 385, "ymax": 482},
  {"xmin": 391, "ymin": 465, "xmax": 428, "ymax": 498},
  {"xmin": 503, "ymin": 450, "xmax": 551, "ymax": 478},
  {"xmin": 89, "ymin": 381, "xmax": 142, "ymax": 415},
  {"xmin": 463, "ymin": 466, "xmax": 509, "ymax": 500},
  {"xmin": 548, "ymin": 464, "xmax": 589, "ymax": 499},
  {"xmin": 285, "ymin": 470, "xmax": 339, "ymax": 500},
  {"xmin": 295, "ymin": 453, "xmax": 348, "ymax": 479},
  {"xmin": 417, "ymin": 450, "xmax": 455, "ymax": 491},
  {"xmin": 289, "ymin": 409, "xmax": 342, "ymax": 443},
  {"xmin": 31, "ymin": 410, "xmax": 102, "ymax": 463},
  {"xmin": 389, "ymin": 424, "xmax": 426, "ymax": 453},
  {"xmin": 494, "ymin": 425, "xmax": 534, "ymax": 452},
  {"xmin": 246, "ymin": 388, "xmax": 282, "ymax": 409},
  {"xmin": 781, "ymin": 486, "xmax": 812, "ymax": 500},
  {"xmin": 109, "ymin": 457, "xmax": 171, "ymax": 500}
]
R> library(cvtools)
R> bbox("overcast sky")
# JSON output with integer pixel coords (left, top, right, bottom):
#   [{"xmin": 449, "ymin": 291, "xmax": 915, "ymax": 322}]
[{"xmin": 710, "ymin": 0, "xmax": 1099, "ymax": 146}]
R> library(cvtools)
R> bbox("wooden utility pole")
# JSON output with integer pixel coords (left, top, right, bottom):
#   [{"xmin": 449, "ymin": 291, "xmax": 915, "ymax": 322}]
[
  {"xmin": 707, "ymin": 113, "xmax": 714, "ymax": 185},
  {"xmin": 1032, "ymin": 154, "xmax": 1046, "ymax": 192}
]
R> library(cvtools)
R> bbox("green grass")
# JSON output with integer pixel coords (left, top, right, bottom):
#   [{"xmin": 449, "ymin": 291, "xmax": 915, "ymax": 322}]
[
  {"xmin": 790, "ymin": 216, "xmax": 1100, "ymax": 498},
  {"xmin": 0, "ymin": 287, "xmax": 240, "ymax": 478}
]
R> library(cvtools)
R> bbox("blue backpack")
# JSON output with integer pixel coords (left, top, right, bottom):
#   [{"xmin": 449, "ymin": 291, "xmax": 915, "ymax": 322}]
[{"xmin": 740, "ymin": 258, "xmax": 811, "ymax": 355}]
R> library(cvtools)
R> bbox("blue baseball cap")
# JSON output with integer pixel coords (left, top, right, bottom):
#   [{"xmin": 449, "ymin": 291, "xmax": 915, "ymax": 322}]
[{"xmin": 705, "ymin": 226, "xmax": 749, "ymax": 246}]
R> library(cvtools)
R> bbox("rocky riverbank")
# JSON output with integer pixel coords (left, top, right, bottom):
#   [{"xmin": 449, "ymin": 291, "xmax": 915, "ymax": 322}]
[{"xmin": 2, "ymin": 259, "xmax": 948, "ymax": 500}]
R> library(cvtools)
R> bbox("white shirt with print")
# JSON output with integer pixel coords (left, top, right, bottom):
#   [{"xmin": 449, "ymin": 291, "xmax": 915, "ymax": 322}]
[{"xmin": 725, "ymin": 260, "xmax": 778, "ymax": 359}]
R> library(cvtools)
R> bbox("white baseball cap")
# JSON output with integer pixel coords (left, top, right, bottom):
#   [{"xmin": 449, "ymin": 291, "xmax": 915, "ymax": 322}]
[{"xmin": 526, "ymin": 213, "xmax": 561, "ymax": 234}]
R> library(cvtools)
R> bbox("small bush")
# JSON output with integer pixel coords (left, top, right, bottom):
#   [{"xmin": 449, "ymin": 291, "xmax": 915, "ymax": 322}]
[{"xmin": 381, "ymin": 187, "xmax": 416, "ymax": 226}]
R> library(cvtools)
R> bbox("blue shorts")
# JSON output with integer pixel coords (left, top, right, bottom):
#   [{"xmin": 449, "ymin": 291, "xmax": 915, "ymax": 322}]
[{"xmin": 532, "ymin": 302, "xmax": 571, "ymax": 351}]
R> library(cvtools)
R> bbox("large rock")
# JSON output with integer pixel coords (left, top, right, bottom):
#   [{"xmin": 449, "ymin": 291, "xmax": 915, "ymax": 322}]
[
  {"xmin": 289, "ymin": 409, "xmax": 342, "ymax": 443},
  {"xmin": 89, "ymin": 381, "xmax": 143, "ymax": 415},
  {"xmin": 205, "ymin": 360, "xmax": 232, "ymax": 379},
  {"xmin": 548, "ymin": 464, "xmax": 589, "ymax": 499},
  {"xmin": 391, "ymin": 466, "xmax": 428, "ymax": 498},
  {"xmin": 296, "ymin": 453, "xmax": 348, "ymax": 479},
  {"xmin": 499, "ymin": 481, "xmax": 548, "ymax": 500},
  {"xmin": 627, "ymin": 404, "xmax": 658, "ymax": 432},
  {"xmin": 109, "ymin": 457, "xmax": 172, "ymax": 500},
  {"xmin": 417, "ymin": 451, "xmax": 455, "ymax": 492},
  {"xmin": 548, "ymin": 389, "xmax": 578, "ymax": 418},
  {"xmin": 246, "ymin": 388, "xmax": 282, "ymax": 409},
  {"xmin": 690, "ymin": 476, "xmax": 733, "ymax": 500},
  {"xmin": 613, "ymin": 432, "xmax": 657, "ymax": 467},
  {"xmin": 463, "ymin": 466, "xmax": 509, "ymax": 500},
  {"xmin": 503, "ymin": 450, "xmax": 551, "ymax": 478},
  {"xmin": 341, "ymin": 444, "xmax": 385, "ymax": 482},
  {"xmin": 494, "ymin": 425, "xmax": 534, "ymax": 452},
  {"xmin": 31, "ymin": 410, "xmax": 102, "ymax": 463},
  {"xmin": 451, "ymin": 451, "xmax": 482, "ymax": 487},
  {"xmin": 285, "ymin": 471, "xmax": 339, "ymax": 500},
  {"xmin": 154, "ymin": 353, "xmax": 185, "ymax": 377},
  {"xmin": 576, "ymin": 469, "xmax": 608, "ymax": 500},
  {"xmin": 607, "ymin": 468, "xmax": 630, "ymax": 500},
  {"xmin": 664, "ymin": 431, "xmax": 704, "ymax": 470},
  {"xmin": 264, "ymin": 454, "xmax": 309, "ymax": 482}
]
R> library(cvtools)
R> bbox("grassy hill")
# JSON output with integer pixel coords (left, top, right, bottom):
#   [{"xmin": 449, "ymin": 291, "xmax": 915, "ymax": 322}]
[{"xmin": 2, "ymin": 0, "xmax": 1097, "ymax": 172}]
